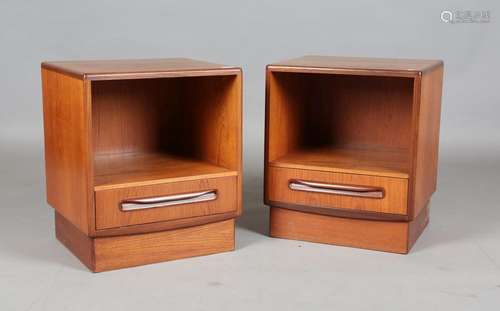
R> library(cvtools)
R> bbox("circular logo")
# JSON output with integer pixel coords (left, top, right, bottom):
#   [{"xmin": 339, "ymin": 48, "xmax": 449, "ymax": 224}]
[{"xmin": 441, "ymin": 10, "xmax": 453, "ymax": 23}]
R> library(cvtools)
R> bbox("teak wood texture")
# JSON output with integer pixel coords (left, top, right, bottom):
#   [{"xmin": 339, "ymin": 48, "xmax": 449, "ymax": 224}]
[
  {"xmin": 265, "ymin": 56, "xmax": 443, "ymax": 253},
  {"xmin": 42, "ymin": 58, "xmax": 242, "ymax": 271},
  {"xmin": 56, "ymin": 212, "xmax": 235, "ymax": 272},
  {"xmin": 95, "ymin": 176, "xmax": 237, "ymax": 230},
  {"xmin": 268, "ymin": 167, "xmax": 408, "ymax": 216},
  {"xmin": 269, "ymin": 204, "xmax": 429, "ymax": 254},
  {"xmin": 42, "ymin": 58, "xmax": 241, "ymax": 80},
  {"xmin": 42, "ymin": 69, "xmax": 93, "ymax": 235}
]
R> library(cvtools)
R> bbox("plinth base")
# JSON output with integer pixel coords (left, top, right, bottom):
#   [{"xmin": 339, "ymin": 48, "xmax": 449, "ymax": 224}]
[
  {"xmin": 55, "ymin": 212, "xmax": 235, "ymax": 272},
  {"xmin": 269, "ymin": 205, "xmax": 429, "ymax": 254}
]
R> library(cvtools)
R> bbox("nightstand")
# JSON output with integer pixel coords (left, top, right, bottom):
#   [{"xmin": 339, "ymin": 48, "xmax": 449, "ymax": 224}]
[
  {"xmin": 42, "ymin": 58, "xmax": 242, "ymax": 271},
  {"xmin": 264, "ymin": 56, "xmax": 443, "ymax": 253}
]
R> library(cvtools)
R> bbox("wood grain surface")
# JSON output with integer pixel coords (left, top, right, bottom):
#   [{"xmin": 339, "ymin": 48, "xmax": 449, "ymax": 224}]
[
  {"xmin": 411, "ymin": 65, "xmax": 443, "ymax": 219},
  {"xmin": 267, "ymin": 166, "xmax": 408, "ymax": 215},
  {"xmin": 94, "ymin": 153, "xmax": 237, "ymax": 191},
  {"xmin": 271, "ymin": 145, "xmax": 410, "ymax": 178},
  {"xmin": 43, "ymin": 59, "xmax": 242, "ymax": 246},
  {"xmin": 95, "ymin": 176, "xmax": 237, "ymax": 230},
  {"xmin": 42, "ymin": 68, "xmax": 93, "ymax": 234},
  {"xmin": 91, "ymin": 73, "xmax": 242, "ymax": 217},
  {"xmin": 42, "ymin": 58, "xmax": 240, "ymax": 80},
  {"xmin": 264, "ymin": 56, "xmax": 442, "ymax": 252},
  {"xmin": 94, "ymin": 219, "xmax": 235, "ymax": 272},
  {"xmin": 269, "ymin": 55, "xmax": 442, "ymax": 77},
  {"xmin": 269, "ymin": 204, "xmax": 429, "ymax": 254},
  {"xmin": 55, "ymin": 212, "xmax": 235, "ymax": 272}
]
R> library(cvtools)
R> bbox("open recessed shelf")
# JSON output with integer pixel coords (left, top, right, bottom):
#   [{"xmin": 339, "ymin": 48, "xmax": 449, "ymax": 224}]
[
  {"xmin": 94, "ymin": 152, "xmax": 237, "ymax": 190},
  {"xmin": 91, "ymin": 74, "xmax": 241, "ymax": 190},
  {"xmin": 267, "ymin": 71, "xmax": 414, "ymax": 179},
  {"xmin": 270, "ymin": 145, "xmax": 410, "ymax": 178}
]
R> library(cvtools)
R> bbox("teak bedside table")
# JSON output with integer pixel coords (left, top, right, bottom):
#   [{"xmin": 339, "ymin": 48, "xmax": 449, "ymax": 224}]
[
  {"xmin": 42, "ymin": 58, "xmax": 242, "ymax": 271},
  {"xmin": 264, "ymin": 56, "xmax": 443, "ymax": 253}
]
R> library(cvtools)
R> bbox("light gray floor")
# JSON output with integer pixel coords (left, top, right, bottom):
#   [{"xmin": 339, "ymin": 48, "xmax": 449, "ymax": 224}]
[{"xmin": 1, "ymin": 142, "xmax": 500, "ymax": 311}]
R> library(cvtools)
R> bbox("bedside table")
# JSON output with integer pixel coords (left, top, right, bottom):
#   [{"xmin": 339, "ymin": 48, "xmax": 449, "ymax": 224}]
[
  {"xmin": 264, "ymin": 56, "xmax": 443, "ymax": 253},
  {"xmin": 42, "ymin": 58, "xmax": 242, "ymax": 271}
]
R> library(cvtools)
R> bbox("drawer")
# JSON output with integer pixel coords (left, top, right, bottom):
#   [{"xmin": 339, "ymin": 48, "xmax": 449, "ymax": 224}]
[
  {"xmin": 267, "ymin": 167, "xmax": 408, "ymax": 215},
  {"xmin": 95, "ymin": 176, "xmax": 237, "ymax": 230}
]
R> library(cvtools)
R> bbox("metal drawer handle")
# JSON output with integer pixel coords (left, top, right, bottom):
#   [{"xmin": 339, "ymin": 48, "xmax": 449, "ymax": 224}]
[
  {"xmin": 121, "ymin": 190, "xmax": 217, "ymax": 211},
  {"xmin": 289, "ymin": 179, "xmax": 384, "ymax": 199}
]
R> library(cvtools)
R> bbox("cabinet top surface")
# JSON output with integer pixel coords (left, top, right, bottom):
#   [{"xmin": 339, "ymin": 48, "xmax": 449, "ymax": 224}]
[
  {"xmin": 269, "ymin": 55, "xmax": 443, "ymax": 76},
  {"xmin": 42, "ymin": 58, "xmax": 241, "ymax": 80}
]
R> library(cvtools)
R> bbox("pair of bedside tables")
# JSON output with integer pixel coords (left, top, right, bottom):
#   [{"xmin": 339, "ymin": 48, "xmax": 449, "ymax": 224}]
[{"xmin": 42, "ymin": 56, "xmax": 443, "ymax": 272}]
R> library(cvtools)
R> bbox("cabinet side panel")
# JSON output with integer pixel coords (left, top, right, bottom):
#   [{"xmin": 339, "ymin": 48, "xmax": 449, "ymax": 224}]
[
  {"xmin": 227, "ymin": 73, "xmax": 242, "ymax": 215},
  {"xmin": 413, "ymin": 65, "xmax": 443, "ymax": 218},
  {"xmin": 42, "ymin": 68, "xmax": 92, "ymax": 234},
  {"xmin": 266, "ymin": 72, "xmax": 306, "ymax": 162}
]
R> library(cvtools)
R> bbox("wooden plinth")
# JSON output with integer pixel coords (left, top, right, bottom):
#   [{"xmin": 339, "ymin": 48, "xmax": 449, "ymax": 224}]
[
  {"xmin": 55, "ymin": 212, "xmax": 235, "ymax": 272},
  {"xmin": 269, "ymin": 205, "xmax": 429, "ymax": 254}
]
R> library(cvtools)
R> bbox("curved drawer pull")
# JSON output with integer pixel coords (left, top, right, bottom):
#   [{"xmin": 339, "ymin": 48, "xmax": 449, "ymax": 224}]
[
  {"xmin": 289, "ymin": 179, "xmax": 384, "ymax": 199},
  {"xmin": 121, "ymin": 190, "xmax": 217, "ymax": 211}
]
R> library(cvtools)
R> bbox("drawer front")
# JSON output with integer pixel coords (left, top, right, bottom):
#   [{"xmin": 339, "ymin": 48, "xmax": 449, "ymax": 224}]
[
  {"xmin": 268, "ymin": 167, "xmax": 408, "ymax": 215},
  {"xmin": 95, "ymin": 176, "xmax": 237, "ymax": 230}
]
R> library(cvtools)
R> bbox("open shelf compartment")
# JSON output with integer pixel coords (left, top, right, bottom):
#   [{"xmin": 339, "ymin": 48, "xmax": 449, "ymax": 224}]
[
  {"xmin": 267, "ymin": 71, "xmax": 414, "ymax": 178},
  {"xmin": 91, "ymin": 74, "xmax": 241, "ymax": 190}
]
